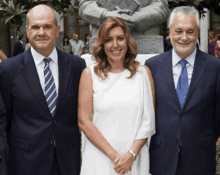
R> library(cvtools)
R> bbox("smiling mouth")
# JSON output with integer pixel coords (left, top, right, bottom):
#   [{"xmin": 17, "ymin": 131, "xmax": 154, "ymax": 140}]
[
  {"xmin": 111, "ymin": 50, "xmax": 121, "ymax": 53},
  {"xmin": 178, "ymin": 42, "xmax": 190, "ymax": 45},
  {"xmin": 36, "ymin": 40, "xmax": 48, "ymax": 42}
]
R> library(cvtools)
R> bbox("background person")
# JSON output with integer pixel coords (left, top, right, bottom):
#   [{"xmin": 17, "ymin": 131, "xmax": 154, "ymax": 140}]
[
  {"xmin": 13, "ymin": 34, "xmax": 25, "ymax": 56},
  {"xmin": 71, "ymin": 34, "xmax": 84, "ymax": 56},
  {"xmin": 0, "ymin": 4, "xmax": 86, "ymax": 175},
  {"xmin": 215, "ymin": 34, "xmax": 220, "ymax": 57},
  {"xmin": 145, "ymin": 6, "xmax": 220, "ymax": 175},
  {"xmin": 61, "ymin": 36, "xmax": 71, "ymax": 53},
  {"xmin": 217, "ymin": 48, "xmax": 220, "ymax": 58},
  {"xmin": 84, "ymin": 33, "xmax": 90, "ymax": 54},
  {"xmin": 208, "ymin": 31, "xmax": 216, "ymax": 56},
  {"xmin": 78, "ymin": 17, "xmax": 155, "ymax": 175}
]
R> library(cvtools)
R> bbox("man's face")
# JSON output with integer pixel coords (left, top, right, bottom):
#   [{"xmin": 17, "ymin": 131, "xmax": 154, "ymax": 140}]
[
  {"xmin": 72, "ymin": 34, "xmax": 75, "ymax": 40},
  {"xmin": 26, "ymin": 5, "xmax": 61, "ymax": 57},
  {"xmin": 169, "ymin": 12, "xmax": 200, "ymax": 59},
  {"xmin": 75, "ymin": 34, "xmax": 79, "ymax": 41}
]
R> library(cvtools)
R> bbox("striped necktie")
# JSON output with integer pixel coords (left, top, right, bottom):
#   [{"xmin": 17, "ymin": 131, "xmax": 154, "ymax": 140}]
[
  {"xmin": 176, "ymin": 59, "xmax": 188, "ymax": 107},
  {"xmin": 43, "ymin": 58, "xmax": 57, "ymax": 117}
]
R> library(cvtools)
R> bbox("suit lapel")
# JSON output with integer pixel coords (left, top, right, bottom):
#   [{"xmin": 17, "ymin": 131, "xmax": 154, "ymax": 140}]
[
  {"xmin": 161, "ymin": 50, "xmax": 181, "ymax": 108},
  {"xmin": 54, "ymin": 50, "xmax": 71, "ymax": 116},
  {"xmin": 182, "ymin": 49, "xmax": 207, "ymax": 109},
  {"xmin": 20, "ymin": 49, "xmax": 51, "ymax": 116}
]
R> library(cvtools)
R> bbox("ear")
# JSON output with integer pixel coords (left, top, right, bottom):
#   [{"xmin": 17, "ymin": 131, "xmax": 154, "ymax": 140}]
[
  {"xmin": 26, "ymin": 26, "xmax": 29, "ymax": 38},
  {"xmin": 56, "ymin": 25, "xmax": 61, "ymax": 38}
]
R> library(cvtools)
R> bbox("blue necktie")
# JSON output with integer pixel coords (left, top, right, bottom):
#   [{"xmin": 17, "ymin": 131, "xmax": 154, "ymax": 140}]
[
  {"xmin": 43, "ymin": 58, "xmax": 57, "ymax": 117},
  {"xmin": 176, "ymin": 59, "xmax": 188, "ymax": 107}
]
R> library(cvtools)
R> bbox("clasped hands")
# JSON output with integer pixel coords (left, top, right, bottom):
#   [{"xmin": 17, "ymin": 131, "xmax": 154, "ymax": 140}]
[
  {"xmin": 112, "ymin": 151, "xmax": 134, "ymax": 174},
  {"xmin": 104, "ymin": 9, "xmax": 136, "ymax": 29}
]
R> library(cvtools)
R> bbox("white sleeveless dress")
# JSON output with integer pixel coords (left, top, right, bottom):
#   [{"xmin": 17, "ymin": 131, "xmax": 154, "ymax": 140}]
[{"xmin": 80, "ymin": 64, "xmax": 155, "ymax": 175}]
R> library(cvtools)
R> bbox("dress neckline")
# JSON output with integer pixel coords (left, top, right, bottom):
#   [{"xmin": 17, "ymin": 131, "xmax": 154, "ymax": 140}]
[{"xmin": 108, "ymin": 69, "xmax": 127, "ymax": 75}]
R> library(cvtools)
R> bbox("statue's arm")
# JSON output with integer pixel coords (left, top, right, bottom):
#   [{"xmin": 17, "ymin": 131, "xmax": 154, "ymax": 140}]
[
  {"xmin": 133, "ymin": 0, "xmax": 170, "ymax": 31},
  {"xmin": 78, "ymin": 0, "xmax": 170, "ymax": 32},
  {"xmin": 78, "ymin": 0, "xmax": 129, "ymax": 28},
  {"xmin": 78, "ymin": 0, "xmax": 106, "ymax": 27}
]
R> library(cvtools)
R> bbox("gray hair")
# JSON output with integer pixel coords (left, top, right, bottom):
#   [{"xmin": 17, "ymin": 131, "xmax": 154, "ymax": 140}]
[
  {"xmin": 168, "ymin": 6, "xmax": 200, "ymax": 29},
  {"xmin": 26, "ymin": 4, "xmax": 58, "ymax": 26}
]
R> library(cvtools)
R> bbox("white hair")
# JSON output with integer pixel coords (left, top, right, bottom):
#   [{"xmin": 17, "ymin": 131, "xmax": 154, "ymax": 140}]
[{"xmin": 168, "ymin": 6, "xmax": 200, "ymax": 29}]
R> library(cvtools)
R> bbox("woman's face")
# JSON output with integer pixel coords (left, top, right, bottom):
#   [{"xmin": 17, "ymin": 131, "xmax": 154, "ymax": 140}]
[
  {"xmin": 86, "ymin": 35, "xmax": 90, "ymax": 41},
  {"xmin": 64, "ymin": 37, "xmax": 68, "ymax": 43},
  {"xmin": 103, "ymin": 26, "xmax": 127, "ymax": 65}
]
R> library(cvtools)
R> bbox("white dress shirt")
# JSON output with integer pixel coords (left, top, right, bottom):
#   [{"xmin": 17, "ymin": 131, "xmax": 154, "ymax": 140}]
[
  {"xmin": 31, "ymin": 47, "xmax": 59, "ymax": 94},
  {"xmin": 172, "ymin": 48, "xmax": 197, "ymax": 89}
]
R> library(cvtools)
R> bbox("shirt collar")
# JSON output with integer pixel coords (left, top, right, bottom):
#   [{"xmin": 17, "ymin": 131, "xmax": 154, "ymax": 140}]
[
  {"xmin": 31, "ymin": 46, "xmax": 58, "ymax": 66},
  {"xmin": 172, "ymin": 48, "xmax": 197, "ymax": 68}
]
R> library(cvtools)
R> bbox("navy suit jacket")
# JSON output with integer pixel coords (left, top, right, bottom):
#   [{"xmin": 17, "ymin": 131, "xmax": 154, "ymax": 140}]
[
  {"xmin": 13, "ymin": 41, "xmax": 25, "ymax": 56},
  {"xmin": 145, "ymin": 49, "xmax": 220, "ymax": 175},
  {"xmin": 0, "ymin": 49, "xmax": 86, "ymax": 175},
  {"xmin": 0, "ymin": 93, "xmax": 7, "ymax": 175}
]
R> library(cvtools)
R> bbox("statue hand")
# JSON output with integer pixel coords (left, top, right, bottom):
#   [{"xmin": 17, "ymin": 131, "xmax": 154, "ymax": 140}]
[
  {"xmin": 120, "ymin": 13, "xmax": 136, "ymax": 29},
  {"xmin": 105, "ymin": 10, "xmax": 122, "ymax": 19}
]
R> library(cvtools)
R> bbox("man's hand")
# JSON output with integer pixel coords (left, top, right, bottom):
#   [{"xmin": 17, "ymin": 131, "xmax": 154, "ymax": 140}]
[{"xmin": 113, "ymin": 152, "xmax": 134, "ymax": 174}]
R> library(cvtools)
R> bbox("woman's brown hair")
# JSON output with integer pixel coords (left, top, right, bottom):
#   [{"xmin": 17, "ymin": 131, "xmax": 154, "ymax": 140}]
[{"xmin": 92, "ymin": 17, "xmax": 139, "ymax": 80}]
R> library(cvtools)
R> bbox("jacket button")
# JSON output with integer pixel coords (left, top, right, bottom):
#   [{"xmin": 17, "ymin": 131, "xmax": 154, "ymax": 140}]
[{"xmin": 50, "ymin": 140, "xmax": 54, "ymax": 145}]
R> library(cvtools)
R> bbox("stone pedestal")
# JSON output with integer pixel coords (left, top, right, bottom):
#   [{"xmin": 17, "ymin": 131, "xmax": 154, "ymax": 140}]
[
  {"xmin": 132, "ymin": 35, "xmax": 164, "ymax": 54},
  {"xmin": 89, "ymin": 35, "xmax": 164, "ymax": 54}
]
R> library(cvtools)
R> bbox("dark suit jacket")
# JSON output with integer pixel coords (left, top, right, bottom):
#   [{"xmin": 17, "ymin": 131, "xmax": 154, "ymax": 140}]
[
  {"xmin": 0, "ymin": 93, "xmax": 7, "ymax": 175},
  {"xmin": 0, "ymin": 49, "xmax": 86, "ymax": 175},
  {"xmin": 13, "ymin": 41, "xmax": 25, "ymax": 56},
  {"xmin": 145, "ymin": 49, "xmax": 220, "ymax": 175}
]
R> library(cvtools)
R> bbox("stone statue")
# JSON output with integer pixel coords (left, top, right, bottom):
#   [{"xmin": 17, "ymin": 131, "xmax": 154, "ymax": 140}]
[{"xmin": 78, "ymin": 0, "xmax": 170, "ymax": 54}]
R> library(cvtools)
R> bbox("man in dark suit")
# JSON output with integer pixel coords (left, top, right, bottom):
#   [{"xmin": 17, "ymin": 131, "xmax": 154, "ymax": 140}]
[
  {"xmin": 145, "ymin": 6, "xmax": 220, "ymax": 175},
  {"xmin": 0, "ymin": 4, "xmax": 86, "ymax": 175},
  {"xmin": 0, "ymin": 93, "xmax": 6, "ymax": 175},
  {"xmin": 13, "ymin": 34, "xmax": 25, "ymax": 56}
]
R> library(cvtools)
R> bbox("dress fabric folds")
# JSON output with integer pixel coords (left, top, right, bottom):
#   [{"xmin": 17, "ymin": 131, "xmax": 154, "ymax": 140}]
[{"xmin": 80, "ymin": 65, "xmax": 155, "ymax": 175}]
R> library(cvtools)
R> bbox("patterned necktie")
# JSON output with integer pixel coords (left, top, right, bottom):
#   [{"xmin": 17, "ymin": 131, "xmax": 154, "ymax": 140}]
[
  {"xmin": 43, "ymin": 58, "xmax": 57, "ymax": 117},
  {"xmin": 176, "ymin": 59, "xmax": 188, "ymax": 107}
]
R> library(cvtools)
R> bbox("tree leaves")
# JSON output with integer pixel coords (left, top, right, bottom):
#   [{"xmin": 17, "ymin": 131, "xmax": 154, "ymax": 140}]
[
  {"xmin": 168, "ymin": 0, "xmax": 220, "ymax": 18},
  {"xmin": 0, "ymin": 0, "xmax": 75, "ymax": 32}
]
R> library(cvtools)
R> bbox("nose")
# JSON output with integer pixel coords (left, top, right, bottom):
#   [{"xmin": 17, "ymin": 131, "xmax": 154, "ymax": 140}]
[
  {"xmin": 181, "ymin": 32, "xmax": 188, "ymax": 41},
  {"xmin": 112, "ymin": 39, "xmax": 118, "ymax": 48},
  {"xmin": 38, "ymin": 27, "xmax": 44, "ymax": 35}
]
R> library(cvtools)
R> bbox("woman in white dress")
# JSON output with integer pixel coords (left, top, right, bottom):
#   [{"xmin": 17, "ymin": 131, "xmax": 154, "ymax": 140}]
[{"xmin": 78, "ymin": 17, "xmax": 155, "ymax": 175}]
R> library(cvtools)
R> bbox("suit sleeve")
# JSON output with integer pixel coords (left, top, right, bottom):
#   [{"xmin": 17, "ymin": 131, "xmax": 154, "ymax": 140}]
[
  {"xmin": 214, "ymin": 69, "xmax": 220, "ymax": 139},
  {"xmin": 0, "ymin": 86, "xmax": 8, "ymax": 174},
  {"xmin": 0, "ymin": 63, "xmax": 12, "ymax": 136}
]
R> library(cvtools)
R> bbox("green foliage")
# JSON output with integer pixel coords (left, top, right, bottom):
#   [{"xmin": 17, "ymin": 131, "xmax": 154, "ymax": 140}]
[
  {"xmin": 168, "ymin": 0, "xmax": 220, "ymax": 18},
  {"xmin": 0, "ymin": 0, "xmax": 76, "ymax": 32}
]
